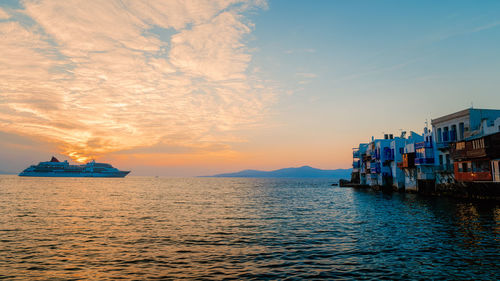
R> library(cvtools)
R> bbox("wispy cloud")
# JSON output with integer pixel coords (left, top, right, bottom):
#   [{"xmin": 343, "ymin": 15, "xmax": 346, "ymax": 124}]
[
  {"xmin": 0, "ymin": 7, "xmax": 9, "ymax": 19},
  {"xmin": 285, "ymin": 48, "xmax": 316, "ymax": 54},
  {"xmin": 0, "ymin": 0, "xmax": 272, "ymax": 162},
  {"xmin": 470, "ymin": 21, "xmax": 500, "ymax": 33},
  {"xmin": 428, "ymin": 20, "xmax": 500, "ymax": 44},
  {"xmin": 295, "ymin": 72, "xmax": 317, "ymax": 78}
]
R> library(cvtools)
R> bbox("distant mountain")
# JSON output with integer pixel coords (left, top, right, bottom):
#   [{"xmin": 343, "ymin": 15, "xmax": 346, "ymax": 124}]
[{"xmin": 207, "ymin": 166, "xmax": 352, "ymax": 178}]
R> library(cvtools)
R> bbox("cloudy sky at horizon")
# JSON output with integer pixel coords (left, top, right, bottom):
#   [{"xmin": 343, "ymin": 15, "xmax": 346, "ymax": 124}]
[{"xmin": 1, "ymin": 0, "xmax": 500, "ymax": 176}]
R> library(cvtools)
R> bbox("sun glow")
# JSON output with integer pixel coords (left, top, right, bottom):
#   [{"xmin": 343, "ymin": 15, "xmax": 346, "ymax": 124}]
[
  {"xmin": 0, "ymin": 0, "xmax": 272, "ymax": 164},
  {"xmin": 66, "ymin": 151, "xmax": 92, "ymax": 164}
]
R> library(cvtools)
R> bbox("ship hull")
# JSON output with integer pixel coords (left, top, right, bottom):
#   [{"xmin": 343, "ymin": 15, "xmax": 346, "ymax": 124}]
[{"xmin": 18, "ymin": 171, "xmax": 130, "ymax": 178}]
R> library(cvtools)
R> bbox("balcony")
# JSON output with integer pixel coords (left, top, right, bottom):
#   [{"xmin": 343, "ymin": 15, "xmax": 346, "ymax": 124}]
[
  {"xmin": 383, "ymin": 147, "xmax": 394, "ymax": 161},
  {"xmin": 415, "ymin": 158, "xmax": 435, "ymax": 165},
  {"xmin": 436, "ymin": 164, "xmax": 453, "ymax": 173},
  {"xmin": 370, "ymin": 162, "xmax": 381, "ymax": 174},
  {"xmin": 436, "ymin": 141, "xmax": 450, "ymax": 150},
  {"xmin": 455, "ymin": 172, "xmax": 492, "ymax": 182},
  {"xmin": 415, "ymin": 141, "xmax": 433, "ymax": 149},
  {"xmin": 353, "ymin": 150, "xmax": 360, "ymax": 158},
  {"xmin": 398, "ymin": 153, "xmax": 415, "ymax": 169}
]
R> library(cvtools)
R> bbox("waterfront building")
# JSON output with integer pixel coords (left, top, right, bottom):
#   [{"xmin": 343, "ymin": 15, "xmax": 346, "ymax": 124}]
[
  {"xmin": 365, "ymin": 134, "xmax": 400, "ymax": 187},
  {"xmin": 431, "ymin": 108, "xmax": 500, "ymax": 186},
  {"xmin": 414, "ymin": 127, "xmax": 436, "ymax": 192},
  {"xmin": 450, "ymin": 131, "xmax": 500, "ymax": 182},
  {"xmin": 349, "ymin": 107, "xmax": 500, "ymax": 198},
  {"xmin": 352, "ymin": 133, "xmax": 422, "ymax": 190},
  {"xmin": 352, "ymin": 143, "xmax": 368, "ymax": 184},
  {"xmin": 397, "ymin": 132, "xmax": 424, "ymax": 191},
  {"xmin": 389, "ymin": 137, "xmax": 407, "ymax": 190}
]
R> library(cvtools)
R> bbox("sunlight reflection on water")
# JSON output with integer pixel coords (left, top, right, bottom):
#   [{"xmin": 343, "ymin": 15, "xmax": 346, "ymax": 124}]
[{"xmin": 0, "ymin": 176, "xmax": 498, "ymax": 280}]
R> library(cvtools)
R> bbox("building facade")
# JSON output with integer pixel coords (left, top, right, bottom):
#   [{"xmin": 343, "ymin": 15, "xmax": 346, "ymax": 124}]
[
  {"xmin": 431, "ymin": 108, "xmax": 500, "ymax": 186},
  {"xmin": 350, "ymin": 108, "xmax": 500, "ymax": 192},
  {"xmin": 398, "ymin": 132, "xmax": 423, "ymax": 191},
  {"xmin": 451, "ymin": 132, "xmax": 500, "ymax": 182}
]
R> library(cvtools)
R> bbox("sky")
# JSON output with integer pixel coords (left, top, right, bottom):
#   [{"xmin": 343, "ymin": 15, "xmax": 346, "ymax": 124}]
[{"xmin": 1, "ymin": 0, "xmax": 500, "ymax": 176}]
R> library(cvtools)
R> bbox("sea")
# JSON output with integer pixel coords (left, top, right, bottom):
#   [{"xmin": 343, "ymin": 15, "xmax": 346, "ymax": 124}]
[{"xmin": 0, "ymin": 175, "xmax": 498, "ymax": 280}]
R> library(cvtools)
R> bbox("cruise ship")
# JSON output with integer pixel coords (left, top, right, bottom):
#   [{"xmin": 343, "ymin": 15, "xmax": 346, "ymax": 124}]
[{"xmin": 19, "ymin": 157, "xmax": 130, "ymax": 178}]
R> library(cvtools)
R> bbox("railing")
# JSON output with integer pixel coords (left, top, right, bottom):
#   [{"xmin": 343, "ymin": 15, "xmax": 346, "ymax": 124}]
[
  {"xmin": 436, "ymin": 164, "xmax": 453, "ymax": 173},
  {"xmin": 455, "ymin": 172, "xmax": 492, "ymax": 182},
  {"xmin": 370, "ymin": 162, "xmax": 381, "ymax": 174},
  {"xmin": 436, "ymin": 142, "xmax": 450, "ymax": 150},
  {"xmin": 414, "ymin": 158, "xmax": 435, "ymax": 165},
  {"xmin": 415, "ymin": 141, "xmax": 433, "ymax": 149}
]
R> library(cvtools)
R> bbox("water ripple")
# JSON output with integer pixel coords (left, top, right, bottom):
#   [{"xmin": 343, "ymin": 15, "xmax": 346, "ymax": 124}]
[{"xmin": 0, "ymin": 176, "xmax": 498, "ymax": 280}]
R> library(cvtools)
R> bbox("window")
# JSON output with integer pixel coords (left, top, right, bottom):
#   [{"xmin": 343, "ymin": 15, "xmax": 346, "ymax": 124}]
[
  {"xmin": 459, "ymin": 122, "xmax": 464, "ymax": 140},
  {"xmin": 437, "ymin": 128, "xmax": 442, "ymax": 142},
  {"xmin": 462, "ymin": 162, "xmax": 468, "ymax": 173},
  {"xmin": 472, "ymin": 161, "xmax": 478, "ymax": 172},
  {"xmin": 451, "ymin": 125, "xmax": 457, "ymax": 141},
  {"xmin": 443, "ymin": 127, "xmax": 449, "ymax": 142},
  {"xmin": 477, "ymin": 160, "xmax": 490, "ymax": 172}
]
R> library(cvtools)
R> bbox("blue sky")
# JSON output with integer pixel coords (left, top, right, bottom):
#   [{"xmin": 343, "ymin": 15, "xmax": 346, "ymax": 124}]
[
  {"xmin": 0, "ymin": 0, "xmax": 499, "ymax": 175},
  {"xmin": 234, "ymin": 0, "xmax": 500, "ymax": 166}
]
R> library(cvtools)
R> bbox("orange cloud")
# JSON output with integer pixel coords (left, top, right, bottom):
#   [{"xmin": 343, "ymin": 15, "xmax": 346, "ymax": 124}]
[{"xmin": 0, "ymin": 0, "xmax": 273, "ymax": 163}]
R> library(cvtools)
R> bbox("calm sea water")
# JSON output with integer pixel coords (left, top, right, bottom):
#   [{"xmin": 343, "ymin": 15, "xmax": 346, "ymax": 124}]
[{"xmin": 0, "ymin": 175, "xmax": 498, "ymax": 280}]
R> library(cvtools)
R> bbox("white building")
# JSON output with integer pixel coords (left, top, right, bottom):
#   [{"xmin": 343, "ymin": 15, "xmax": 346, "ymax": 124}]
[
  {"xmin": 431, "ymin": 108, "xmax": 500, "ymax": 186},
  {"xmin": 389, "ymin": 137, "xmax": 407, "ymax": 190},
  {"xmin": 398, "ymin": 132, "xmax": 424, "ymax": 192},
  {"xmin": 362, "ymin": 134, "xmax": 403, "ymax": 188}
]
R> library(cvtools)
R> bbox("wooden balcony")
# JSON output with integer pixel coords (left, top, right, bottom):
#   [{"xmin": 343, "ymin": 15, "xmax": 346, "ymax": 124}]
[
  {"xmin": 450, "ymin": 132, "xmax": 500, "ymax": 161},
  {"xmin": 398, "ymin": 153, "xmax": 415, "ymax": 168}
]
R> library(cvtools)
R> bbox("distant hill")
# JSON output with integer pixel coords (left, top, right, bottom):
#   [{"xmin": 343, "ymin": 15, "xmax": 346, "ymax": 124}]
[
  {"xmin": 0, "ymin": 170, "xmax": 14, "ymax": 175},
  {"xmin": 206, "ymin": 166, "xmax": 352, "ymax": 179}
]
